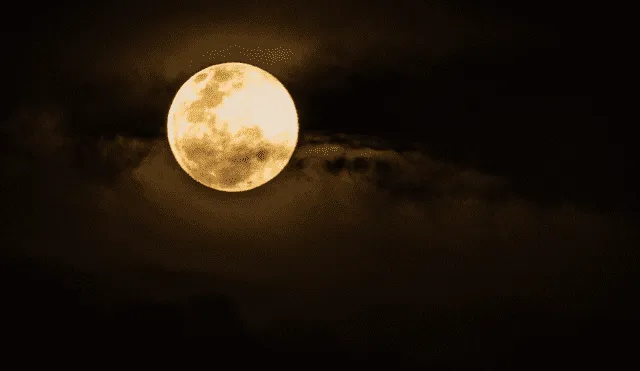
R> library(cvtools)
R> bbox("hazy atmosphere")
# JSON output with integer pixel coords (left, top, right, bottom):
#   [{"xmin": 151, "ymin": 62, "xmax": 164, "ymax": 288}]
[{"xmin": 2, "ymin": 0, "xmax": 637, "ymax": 368}]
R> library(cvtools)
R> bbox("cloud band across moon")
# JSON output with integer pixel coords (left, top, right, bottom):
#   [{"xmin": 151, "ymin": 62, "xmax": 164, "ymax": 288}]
[{"xmin": 2, "ymin": 109, "xmax": 637, "ymax": 353}]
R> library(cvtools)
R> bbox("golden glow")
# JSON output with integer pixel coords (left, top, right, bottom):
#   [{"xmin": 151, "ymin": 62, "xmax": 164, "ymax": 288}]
[{"xmin": 167, "ymin": 62, "xmax": 299, "ymax": 192}]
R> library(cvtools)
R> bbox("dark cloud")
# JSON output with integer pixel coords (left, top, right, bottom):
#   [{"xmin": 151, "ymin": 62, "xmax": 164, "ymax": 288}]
[
  {"xmin": 15, "ymin": 0, "xmax": 514, "ymax": 94},
  {"xmin": 2, "ymin": 107, "xmax": 637, "ymax": 365},
  {"xmin": 3, "ymin": 1, "xmax": 637, "ymax": 365}
]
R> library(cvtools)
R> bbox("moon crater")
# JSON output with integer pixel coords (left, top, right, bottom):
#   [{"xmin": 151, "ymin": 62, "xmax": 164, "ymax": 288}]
[{"xmin": 168, "ymin": 63, "xmax": 298, "ymax": 192}]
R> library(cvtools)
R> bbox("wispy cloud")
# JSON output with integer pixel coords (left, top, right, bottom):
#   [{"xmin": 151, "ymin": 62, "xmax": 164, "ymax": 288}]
[{"xmin": 2, "ymin": 107, "xmax": 636, "ymax": 359}]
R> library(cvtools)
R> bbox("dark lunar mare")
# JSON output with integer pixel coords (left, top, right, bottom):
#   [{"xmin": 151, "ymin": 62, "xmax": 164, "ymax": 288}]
[{"xmin": 172, "ymin": 64, "xmax": 293, "ymax": 190}]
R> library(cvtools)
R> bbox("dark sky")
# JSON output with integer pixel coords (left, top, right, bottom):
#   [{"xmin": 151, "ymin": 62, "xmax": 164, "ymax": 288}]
[
  {"xmin": 6, "ymin": 0, "xmax": 636, "ymax": 212},
  {"xmin": 2, "ymin": 1, "xmax": 638, "ymax": 368}
]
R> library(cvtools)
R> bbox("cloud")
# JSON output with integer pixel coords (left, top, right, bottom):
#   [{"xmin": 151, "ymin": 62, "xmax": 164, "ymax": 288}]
[
  {"xmin": 2, "ymin": 110, "xmax": 636, "ymax": 362},
  {"xmin": 85, "ymin": 132, "xmax": 633, "ymax": 332},
  {"xmin": 0, "ymin": 109, "xmax": 69, "ymax": 154},
  {"xmin": 47, "ymin": 0, "xmax": 514, "ymax": 91}
]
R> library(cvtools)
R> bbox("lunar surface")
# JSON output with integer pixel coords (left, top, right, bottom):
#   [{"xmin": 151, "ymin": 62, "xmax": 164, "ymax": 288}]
[{"xmin": 167, "ymin": 62, "xmax": 299, "ymax": 192}]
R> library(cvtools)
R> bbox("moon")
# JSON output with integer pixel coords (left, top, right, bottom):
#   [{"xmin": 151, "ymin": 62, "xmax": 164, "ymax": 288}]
[{"xmin": 167, "ymin": 62, "xmax": 299, "ymax": 192}]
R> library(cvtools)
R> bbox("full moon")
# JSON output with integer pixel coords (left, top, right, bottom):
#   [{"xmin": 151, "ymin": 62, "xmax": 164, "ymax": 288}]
[{"xmin": 167, "ymin": 62, "xmax": 299, "ymax": 192}]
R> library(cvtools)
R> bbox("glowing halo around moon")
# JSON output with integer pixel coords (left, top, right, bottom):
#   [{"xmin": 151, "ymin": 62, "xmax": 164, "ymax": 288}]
[{"xmin": 167, "ymin": 62, "xmax": 299, "ymax": 192}]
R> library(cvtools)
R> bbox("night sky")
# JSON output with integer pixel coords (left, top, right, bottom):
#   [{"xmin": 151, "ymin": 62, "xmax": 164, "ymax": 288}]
[{"xmin": 2, "ymin": 1, "xmax": 638, "ymax": 368}]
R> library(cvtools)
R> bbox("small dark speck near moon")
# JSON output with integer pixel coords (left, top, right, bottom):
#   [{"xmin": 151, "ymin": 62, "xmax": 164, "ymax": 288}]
[
  {"xmin": 375, "ymin": 160, "xmax": 393, "ymax": 175},
  {"xmin": 325, "ymin": 157, "xmax": 347, "ymax": 175},
  {"xmin": 294, "ymin": 158, "xmax": 306, "ymax": 169},
  {"xmin": 352, "ymin": 157, "xmax": 369, "ymax": 172}
]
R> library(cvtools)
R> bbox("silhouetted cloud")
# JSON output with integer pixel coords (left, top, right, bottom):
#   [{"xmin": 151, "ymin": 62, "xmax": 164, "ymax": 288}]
[
  {"xmin": 4, "ymin": 1, "xmax": 636, "ymax": 367},
  {"xmin": 1, "ymin": 83, "xmax": 637, "ymax": 367},
  {"xmin": 3, "ymin": 109, "xmax": 635, "ymax": 333}
]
